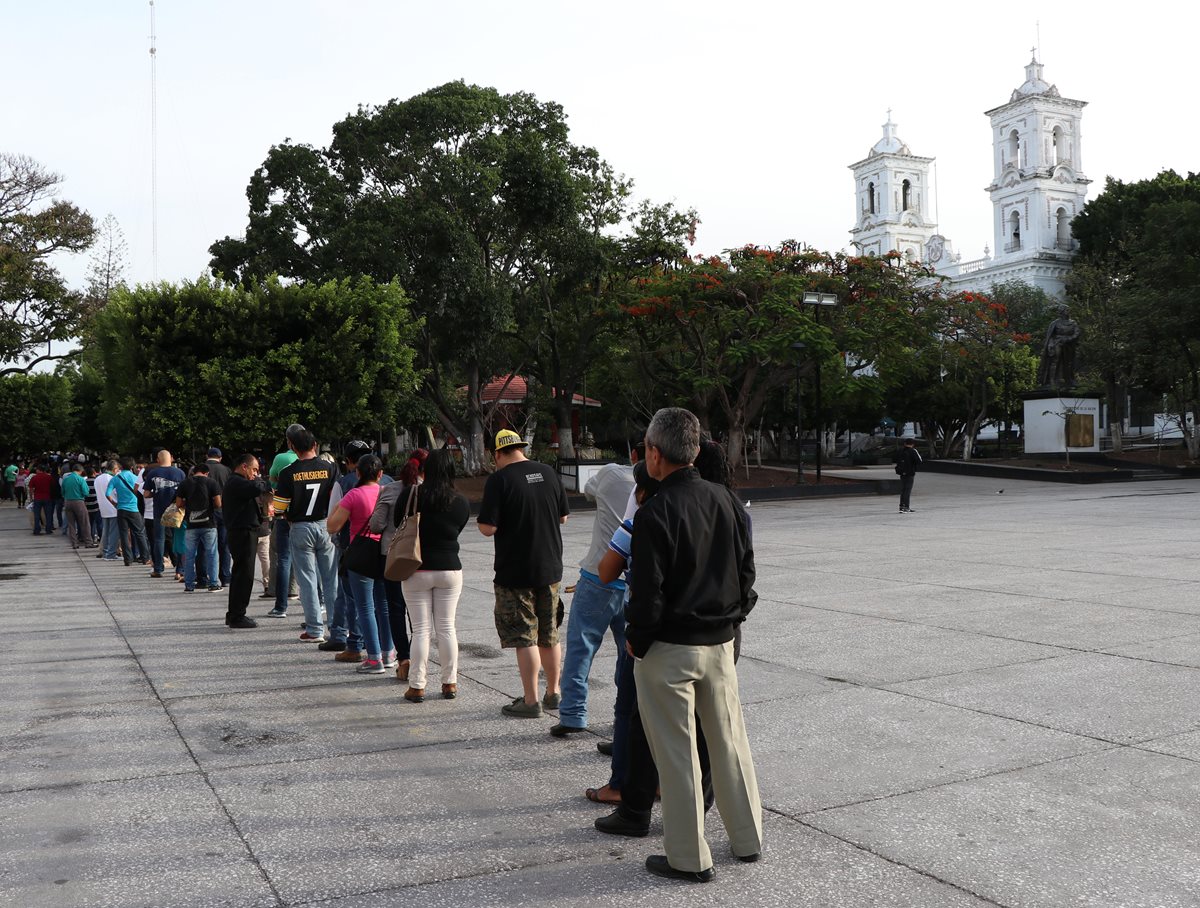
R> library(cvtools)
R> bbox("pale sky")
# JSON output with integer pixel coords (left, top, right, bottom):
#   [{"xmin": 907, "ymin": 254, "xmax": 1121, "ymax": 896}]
[{"xmin": 5, "ymin": 0, "xmax": 1197, "ymax": 289}]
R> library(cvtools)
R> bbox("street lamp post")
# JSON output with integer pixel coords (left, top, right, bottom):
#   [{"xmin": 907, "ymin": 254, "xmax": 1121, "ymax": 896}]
[
  {"xmin": 801, "ymin": 292, "xmax": 838, "ymax": 483},
  {"xmin": 791, "ymin": 342, "xmax": 806, "ymax": 483}
]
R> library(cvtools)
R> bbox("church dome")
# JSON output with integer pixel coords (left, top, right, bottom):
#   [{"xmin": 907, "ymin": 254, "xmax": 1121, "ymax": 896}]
[{"xmin": 870, "ymin": 112, "xmax": 910, "ymax": 156}]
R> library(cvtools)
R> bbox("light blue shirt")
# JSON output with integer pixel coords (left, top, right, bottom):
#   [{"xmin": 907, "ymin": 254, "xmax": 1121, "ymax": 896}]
[{"xmin": 112, "ymin": 471, "xmax": 141, "ymax": 512}]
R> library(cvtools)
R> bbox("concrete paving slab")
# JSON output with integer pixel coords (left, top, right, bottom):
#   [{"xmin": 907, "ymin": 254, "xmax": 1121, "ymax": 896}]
[
  {"xmin": 757, "ymin": 621, "xmax": 1064, "ymax": 685},
  {"xmin": 747, "ymin": 685, "xmax": 1103, "ymax": 814},
  {"xmin": 920, "ymin": 599, "xmax": 1200, "ymax": 650},
  {"xmin": 0, "ymin": 774, "xmax": 275, "ymax": 907},
  {"xmin": 166, "ymin": 674, "xmax": 558, "ymax": 771},
  {"xmin": 1103, "ymin": 631, "xmax": 1200, "ymax": 669},
  {"xmin": 298, "ymin": 812, "xmax": 994, "ymax": 908},
  {"xmin": 0, "ymin": 695, "xmax": 194, "ymax": 793},
  {"xmin": 7, "ymin": 625, "xmax": 129, "ymax": 665},
  {"xmin": 0, "ymin": 654, "xmax": 154, "ymax": 717},
  {"xmin": 807, "ymin": 747, "xmax": 1200, "ymax": 908},
  {"xmin": 890, "ymin": 651, "xmax": 1200, "ymax": 743}
]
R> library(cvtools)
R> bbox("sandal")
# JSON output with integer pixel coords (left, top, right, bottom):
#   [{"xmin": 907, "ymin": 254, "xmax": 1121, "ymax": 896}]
[{"xmin": 585, "ymin": 785, "xmax": 622, "ymax": 804}]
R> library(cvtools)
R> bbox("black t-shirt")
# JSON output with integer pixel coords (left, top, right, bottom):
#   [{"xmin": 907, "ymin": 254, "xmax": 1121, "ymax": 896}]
[
  {"xmin": 477, "ymin": 460, "xmax": 569, "ymax": 588},
  {"xmin": 144, "ymin": 465, "xmax": 186, "ymax": 517},
  {"xmin": 416, "ymin": 486, "xmax": 471, "ymax": 572},
  {"xmin": 178, "ymin": 475, "xmax": 223, "ymax": 527},
  {"xmin": 276, "ymin": 457, "xmax": 339, "ymax": 523}
]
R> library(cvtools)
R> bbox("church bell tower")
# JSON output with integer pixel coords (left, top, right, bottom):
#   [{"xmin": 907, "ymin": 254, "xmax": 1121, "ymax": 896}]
[
  {"xmin": 848, "ymin": 113, "xmax": 936, "ymax": 261},
  {"xmin": 985, "ymin": 53, "xmax": 1090, "ymax": 260}
]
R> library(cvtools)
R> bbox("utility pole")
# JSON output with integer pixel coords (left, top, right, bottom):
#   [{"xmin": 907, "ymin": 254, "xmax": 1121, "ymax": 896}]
[{"xmin": 149, "ymin": 1, "xmax": 159, "ymax": 281}]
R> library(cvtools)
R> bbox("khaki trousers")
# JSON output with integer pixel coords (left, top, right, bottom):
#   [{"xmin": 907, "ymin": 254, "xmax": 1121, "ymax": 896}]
[
  {"xmin": 64, "ymin": 499, "xmax": 91, "ymax": 548},
  {"xmin": 633, "ymin": 640, "xmax": 762, "ymax": 871}
]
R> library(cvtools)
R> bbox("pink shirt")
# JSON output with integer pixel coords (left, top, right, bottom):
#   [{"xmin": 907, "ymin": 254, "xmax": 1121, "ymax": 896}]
[{"xmin": 340, "ymin": 485, "xmax": 382, "ymax": 540}]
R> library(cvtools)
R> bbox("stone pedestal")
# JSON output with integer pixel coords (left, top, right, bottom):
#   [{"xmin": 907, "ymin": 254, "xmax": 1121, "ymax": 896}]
[{"xmin": 1022, "ymin": 394, "xmax": 1103, "ymax": 454}]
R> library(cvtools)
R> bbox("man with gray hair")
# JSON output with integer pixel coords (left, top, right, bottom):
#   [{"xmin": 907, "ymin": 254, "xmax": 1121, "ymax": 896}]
[{"xmin": 626, "ymin": 407, "xmax": 761, "ymax": 882}]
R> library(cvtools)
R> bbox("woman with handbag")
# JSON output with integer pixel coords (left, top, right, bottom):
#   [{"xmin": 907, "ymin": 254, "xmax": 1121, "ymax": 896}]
[
  {"xmin": 326, "ymin": 455, "xmax": 394, "ymax": 676},
  {"xmin": 397, "ymin": 449, "xmax": 470, "ymax": 703}
]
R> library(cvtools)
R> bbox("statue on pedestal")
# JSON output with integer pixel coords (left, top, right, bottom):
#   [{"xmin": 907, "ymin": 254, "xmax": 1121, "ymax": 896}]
[{"xmin": 1037, "ymin": 305, "xmax": 1082, "ymax": 390}]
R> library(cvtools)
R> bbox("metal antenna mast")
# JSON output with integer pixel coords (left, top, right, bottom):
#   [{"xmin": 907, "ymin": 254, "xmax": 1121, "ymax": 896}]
[{"xmin": 150, "ymin": 0, "xmax": 158, "ymax": 281}]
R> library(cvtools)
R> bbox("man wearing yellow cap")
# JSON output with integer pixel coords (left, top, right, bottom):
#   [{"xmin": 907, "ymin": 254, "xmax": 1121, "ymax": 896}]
[{"xmin": 477, "ymin": 428, "xmax": 571, "ymax": 718}]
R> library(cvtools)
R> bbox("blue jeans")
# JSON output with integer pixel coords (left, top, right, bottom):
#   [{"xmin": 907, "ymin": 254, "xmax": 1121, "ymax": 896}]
[
  {"xmin": 558, "ymin": 572, "xmax": 627, "ymax": 729},
  {"xmin": 184, "ymin": 526, "xmax": 218, "ymax": 590},
  {"xmin": 101, "ymin": 516, "xmax": 119, "ymax": 557},
  {"xmin": 289, "ymin": 521, "xmax": 337, "ymax": 637},
  {"xmin": 610, "ymin": 642, "xmax": 635, "ymax": 789},
  {"xmin": 328, "ymin": 551, "xmax": 362, "ymax": 650},
  {"xmin": 346, "ymin": 569, "xmax": 393, "ymax": 660},
  {"xmin": 56, "ymin": 499, "xmax": 65, "ymax": 532},
  {"xmin": 273, "ymin": 519, "xmax": 293, "ymax": 612},
  {"xmin": 33, "ymin": 500, "xmax": 55, "ymax": 534}
]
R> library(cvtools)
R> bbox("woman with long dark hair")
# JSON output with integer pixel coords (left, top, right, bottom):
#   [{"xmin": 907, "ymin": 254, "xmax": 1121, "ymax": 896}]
[
  {"xmin": 368, "ymin": 448, "xmax": 428, "ymax": 681},
  {"xmin": 398, "ymin": 449, "xmax": 470, "ymax": 702},
  {"xmin": 327, "ymin": 454, "xmax": 394, "ymax": 676}
]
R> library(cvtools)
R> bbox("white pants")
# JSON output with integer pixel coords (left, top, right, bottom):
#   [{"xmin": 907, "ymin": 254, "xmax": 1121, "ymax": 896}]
[{"xmin": 401, "ymin": 569, "xmax": 463, "ymax": 689}]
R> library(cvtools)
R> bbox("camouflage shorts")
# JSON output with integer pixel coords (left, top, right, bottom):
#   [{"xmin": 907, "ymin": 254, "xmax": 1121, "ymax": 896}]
[{"xmin": 494, "ymin": 583, "xmax": 562, "ymax": 648}]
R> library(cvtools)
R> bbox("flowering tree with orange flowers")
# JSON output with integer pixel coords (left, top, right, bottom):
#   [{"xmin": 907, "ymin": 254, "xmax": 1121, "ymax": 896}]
[
  {"xmin": 618, "ymin": 244, "xmax": 950, "ymax": 466},
  {"xmin": 886, "ymin": 288, "xmax": 1038, "ymax": 459}
]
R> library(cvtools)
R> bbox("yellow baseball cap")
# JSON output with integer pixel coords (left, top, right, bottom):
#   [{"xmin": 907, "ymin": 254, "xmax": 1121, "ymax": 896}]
[{"xmin": 494, "ymin": 429, "xmax": 527, "ymax": 451}]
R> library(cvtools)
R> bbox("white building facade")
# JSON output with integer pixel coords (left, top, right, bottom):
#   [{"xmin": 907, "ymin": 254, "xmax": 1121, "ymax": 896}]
[{"xmin": 851, "ymin": 55, "xmax": 1090, "ymax": 298}]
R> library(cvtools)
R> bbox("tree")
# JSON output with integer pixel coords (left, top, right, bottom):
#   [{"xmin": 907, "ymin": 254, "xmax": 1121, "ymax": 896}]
[
  {"xmin": 84, "ymin": 214, "xmax": 129, "ymax": 314},
  {"xmin": 89, "ymin": 277, "xmax": 422, "ymax": 454},
  {"xmin": 211, "ymin": 81, "xmax": 596, "ymax": 472},
  {"xmin": 1071, "ymin": 171, "xmax": 1200, "ymax": 456},
  {"xmin": 0, "ymin": 153, "xmax": 96, "ymax": 375},
  {"xmin": 0, "ymin": 371, "xmax": 77, "ymax": 453}
]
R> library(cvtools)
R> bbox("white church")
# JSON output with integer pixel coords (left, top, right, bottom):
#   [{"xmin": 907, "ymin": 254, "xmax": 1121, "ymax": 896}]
[{"xmin": 849, "ymin": 54, "xmax": 1090, "ymax": 297}]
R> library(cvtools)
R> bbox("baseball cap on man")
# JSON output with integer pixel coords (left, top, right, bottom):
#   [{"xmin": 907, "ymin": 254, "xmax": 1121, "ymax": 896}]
[
  {"xmin": 494, "ymin": 429, "xmax": 527, "ymax": 451},
  {"xmin": 207, "ymin": 447, "xmax": 222, "ymax": 458}
]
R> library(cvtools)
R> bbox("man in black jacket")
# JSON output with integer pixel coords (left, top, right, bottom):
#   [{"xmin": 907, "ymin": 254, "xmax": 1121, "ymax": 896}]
[
  {"xmin": 626, "ymin": 407, "xmax": 762, "ymax": 883},
  {"xmin": 223, "ymin": 453, "xmax": 270, "ymax": 628},
  {"xmin": 894, "ymin": 436, "xmax": 922, "ymax": 513}
]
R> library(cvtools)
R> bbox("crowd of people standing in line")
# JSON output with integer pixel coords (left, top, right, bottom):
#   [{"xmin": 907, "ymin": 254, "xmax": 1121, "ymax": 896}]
[{"xmin": 6, "ymin": 405, "xmax": 762, "ymax": 883}]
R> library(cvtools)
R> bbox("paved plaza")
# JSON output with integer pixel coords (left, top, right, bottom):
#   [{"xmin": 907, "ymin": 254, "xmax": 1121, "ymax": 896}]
[{"xmin": 3, "ymin": 473, "xmax": 1200, "ymax": 907}]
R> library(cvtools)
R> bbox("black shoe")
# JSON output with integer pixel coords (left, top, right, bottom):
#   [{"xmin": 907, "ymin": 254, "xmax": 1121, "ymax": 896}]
[
  {"xmin": 645, "ymin": 855, "xmax": 714, "ymax": 883},
  {"xmin": 226, "ymin": 617, "xmax": 258, "ymax": 629},
  {"xmin": 736, "ymin": 851, "xmax": 761, "ymax": 863},
  {"xmin": 597, "ymin": 740, "xmax": 613, "ymax": 757},
  {"xmin": 594, "ymin": 809, "xmax": 649, "ymax": 838},
  {"xmin": 550, "ymin": 722, "xmax": 588, "ymax": 738},
  {"xmin": 317, "ymin": 639, "xmax": 347, "ymax": 652},
  {"xmin": 258, "ymin": 592, "xmax": 274, "ymax": 599}
]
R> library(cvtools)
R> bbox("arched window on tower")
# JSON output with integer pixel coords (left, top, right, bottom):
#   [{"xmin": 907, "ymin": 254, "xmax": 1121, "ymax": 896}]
[
  {"xmin": 1007, "ymin": 210, "xmax": 1021, "ymax": 253},
  {"xmin": 1056, "ymin": 207, "xmax": 1072, "ymax": 250},
  {"xmin": 867, "ymin": 182, "xmax": 875, "ymax": 214},
  {"xmin": 1007, "ymin": 129, "xmax": 1020, "ymax": 167},
  {"xmin": 1052, "ymin": 126, "xmax": 1066, "ymax": 165},
  {"xmin": 901, "ymin": 179, "xmax": 912, "ymax": 212}
]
